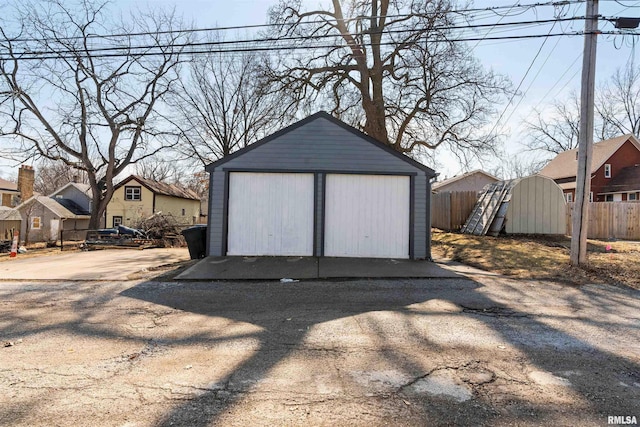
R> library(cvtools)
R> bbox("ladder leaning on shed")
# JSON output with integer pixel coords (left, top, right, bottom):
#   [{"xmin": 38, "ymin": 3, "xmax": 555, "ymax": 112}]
[{"xmin": 461, "ymin": 180, "xmax": 518, "ymax": 236}]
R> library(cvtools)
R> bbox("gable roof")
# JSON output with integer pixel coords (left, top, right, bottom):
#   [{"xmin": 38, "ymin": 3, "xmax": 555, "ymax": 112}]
[
  {"xmin": 598, "ymin": 164, "xmax": 640, "ymax": 194},
  {"xmin": 114, "ymin": 175, "xmax": 200, "ymax": 200},
  {"xmin": 16, "ymin": 195, "xmax": 90, "ymax": 219},
  {"xmin": 0, "ymin": 178, "xmax": 18, "ymax": 192},
  {"xmin": 432, "ymin": 169, "xmax": 499, "ymax": 190},
  {"xmin": 50, "ymin": 182, "xmax": 92, "ymax": 198},
  {"xmin": 0, "ymin": 206, "xmax": 21, "ymax": 221},
  {"xmin": 205, "ymin": 111, "xmax": 436, "ymax": 176},
  {"xmin": 539, "ymin": 134, "xmax": 640, "ymax": 180}
]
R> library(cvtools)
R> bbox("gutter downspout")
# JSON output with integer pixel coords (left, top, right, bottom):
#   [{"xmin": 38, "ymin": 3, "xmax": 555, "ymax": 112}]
[{"xmin": 427, "ymin": 173, "xmax": 440, "ymax": 262}]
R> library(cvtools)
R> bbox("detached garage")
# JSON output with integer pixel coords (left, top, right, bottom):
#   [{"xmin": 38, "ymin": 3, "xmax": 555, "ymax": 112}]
[{"xmin": 205, "ymin": 112, "xmax": 436, "ymax": 259}]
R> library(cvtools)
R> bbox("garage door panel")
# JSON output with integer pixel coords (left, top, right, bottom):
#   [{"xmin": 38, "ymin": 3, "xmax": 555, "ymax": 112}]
[
  {"xmin": 324, "ymin": 174, "xmax": 410, "ymax": 258},
  {"xmin": 227, "ymin": 173, "xmax": 314, "ymax": 256}
]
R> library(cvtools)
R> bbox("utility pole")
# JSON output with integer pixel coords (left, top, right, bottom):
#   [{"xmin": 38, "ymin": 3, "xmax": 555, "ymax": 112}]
[{"xmin": 571, "ymin": 0, "xmax": 599, "ymax": 266}]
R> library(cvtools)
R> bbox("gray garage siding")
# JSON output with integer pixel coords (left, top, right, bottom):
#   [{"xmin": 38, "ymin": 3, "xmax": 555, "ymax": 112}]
[
  {"xmin": 205, "ymin": 112, "xmax": 435, "ymax": 259},
  {"xmin": 216, "ymin": 118, "xmax": 424, "ymax": 174}
]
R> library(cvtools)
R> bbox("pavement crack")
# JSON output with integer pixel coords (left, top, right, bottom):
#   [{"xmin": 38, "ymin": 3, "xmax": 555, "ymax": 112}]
[
  {"xmin": 460, "ymin": 305, "xmax": 530, "ymax": 318},
  {"xmin": 398, "ymin": 362, "xmax": 474, "ymax": 391}
]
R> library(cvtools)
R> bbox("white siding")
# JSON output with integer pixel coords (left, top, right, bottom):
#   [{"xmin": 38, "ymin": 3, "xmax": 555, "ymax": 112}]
[
  {"xmin": 227, "ymin": 172, "xmax": 314, "ymax": 256},
  {"xmin": 324, "ymin": 174, "xmax": 410, "ymax": 258}
]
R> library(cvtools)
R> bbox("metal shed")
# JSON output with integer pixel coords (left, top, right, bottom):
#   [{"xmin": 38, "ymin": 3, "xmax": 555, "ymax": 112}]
[
  {"xmin": 205, "ymin": 112, "xmax": 437, "ymax": 259},
  {"xmin": 462, "ymin": 175, "xmax": 567, "ymax": 236}
]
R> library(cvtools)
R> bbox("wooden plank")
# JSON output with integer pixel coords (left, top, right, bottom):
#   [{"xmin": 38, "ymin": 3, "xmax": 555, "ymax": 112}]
[
  {"xmin": 431, "ymin": 191, "xmax": 479, "ymax": 231},
  {"xmin": 566, "ymin": 202, "xmax": 640, "ymax": 240}
]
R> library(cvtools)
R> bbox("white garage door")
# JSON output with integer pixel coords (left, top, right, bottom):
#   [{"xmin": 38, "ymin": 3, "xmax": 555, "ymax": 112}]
[
  {"xmin": 227, "ymin": 172, "xmax": 314, "ymax": 256},
  {"xmin": 324, "ymin": 174, "xmax": 410, "ymax": 258}
]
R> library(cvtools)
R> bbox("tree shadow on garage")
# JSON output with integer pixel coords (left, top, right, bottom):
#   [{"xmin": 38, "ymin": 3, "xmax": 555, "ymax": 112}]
[{"xmin": 120, "ymin": 275, "xmax": 640, "ymax": 426}]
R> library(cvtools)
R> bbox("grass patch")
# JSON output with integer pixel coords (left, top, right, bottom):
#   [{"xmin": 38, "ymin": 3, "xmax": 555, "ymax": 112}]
[{"xmin": 431, "ymin": 229, "xmax": 640, "ymax": 289}]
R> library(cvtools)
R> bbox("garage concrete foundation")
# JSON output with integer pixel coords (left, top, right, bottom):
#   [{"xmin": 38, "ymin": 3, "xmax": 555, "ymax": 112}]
[{"xmin": 176, "ymin": 256, "xmax": 460, "ymax": 280}]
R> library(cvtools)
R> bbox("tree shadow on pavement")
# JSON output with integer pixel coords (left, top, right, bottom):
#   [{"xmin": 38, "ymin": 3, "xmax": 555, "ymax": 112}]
[{"xmin": 120, "ymin": 274, "xmax": 640, "ymax": 426}]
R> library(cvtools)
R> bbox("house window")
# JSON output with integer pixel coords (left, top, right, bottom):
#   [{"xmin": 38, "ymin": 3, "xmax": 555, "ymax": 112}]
[
  {"xmin": 604, "ymin": 164, "xmax": 611, "ymax": 178},
  {"xmin": 112, "ymin": 216, "xmax": 123, "ymax": 227},
  {"xmin": 31, "ymin": 217, "xmax": 41, "ymax": 229},
  {"xmin": 629, "ymin": 193, "xmax": 638, "ymax": 201},
  {"xmin": 605, "ymin": 194, "xmax": 614, "ymax": 202},
  {"xmin": 124, "ymin": 186, "xmax": 141, "ymax": 201},
  {"xmin": 181, "ymin": 208, "xmax": 186, "ymax": 216},
  {"xmin": 565, "ymin": 192, "xmax": 573, "ymax": 203}
]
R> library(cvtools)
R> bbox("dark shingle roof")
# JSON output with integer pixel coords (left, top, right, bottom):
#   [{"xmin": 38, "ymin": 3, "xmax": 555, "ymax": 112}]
[
  {"xmin": 115, "ymin": 175, "xmax": 200, "ymax": 200},
  {"xmin": 54, "ymin": 198, "xmax": 91, "ymax": 215}
]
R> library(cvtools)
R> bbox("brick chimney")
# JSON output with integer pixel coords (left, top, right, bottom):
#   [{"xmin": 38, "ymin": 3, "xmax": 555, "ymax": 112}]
[{"xmin": 17, "ymin": 165, "xmax": 34, "ymax": 201}]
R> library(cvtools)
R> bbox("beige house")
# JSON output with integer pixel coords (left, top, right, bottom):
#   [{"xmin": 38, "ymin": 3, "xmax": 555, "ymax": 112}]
[
  {"xmin": 106, "ymin": 175, "xmax": 200, "ymax": 228},
  {"xmin": 0, "ymin": 178, "xmax": 19, "ymax": 207}
]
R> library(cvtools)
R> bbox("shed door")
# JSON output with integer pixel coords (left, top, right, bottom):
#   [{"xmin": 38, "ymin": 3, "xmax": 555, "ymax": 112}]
[
  {"xmin": 324, "ymin": 174, "xmax": 410, "ymax": 258},
  {"xmin": 227, "ymin": 172, "xmax": 314, "ymax": 256},
  {"xmin": 50, "ymin": 219, "xmax": 60, "ymax": 242}
]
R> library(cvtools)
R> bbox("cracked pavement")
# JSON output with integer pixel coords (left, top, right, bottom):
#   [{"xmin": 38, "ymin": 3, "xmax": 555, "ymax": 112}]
[{"xmin": 0, "ymin": 265, "xmax": 639, "ymax": 426}]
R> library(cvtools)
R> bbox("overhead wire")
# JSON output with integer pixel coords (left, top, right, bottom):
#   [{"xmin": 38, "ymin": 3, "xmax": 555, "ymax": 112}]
[
  {"xmin": 1, "ymin": 31, "xmax": 620, "ymax": 61},
  {"xmin": 0, "ymin": 17, "xmax": 611, "ymax": 62},
  {"xmin": 499, "ymin": 1, "xmax": 573, "ymax": 127},
  {"xmin": 485, "ymin": 15, "xmax": 563, "ymax": 139},
  {"xmin": 0, "ymin": 0, "xmax": 588, "ymax": 44}
]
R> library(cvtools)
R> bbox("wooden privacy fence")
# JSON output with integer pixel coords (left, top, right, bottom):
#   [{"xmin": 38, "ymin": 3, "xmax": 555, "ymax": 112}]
[
  {"xmin": 566, "ymin": 202, "xmax": 640, "ymax": 240},
  {"xmin": 431, "ymin": 191, "xmax": 479, "ymax": 231}
]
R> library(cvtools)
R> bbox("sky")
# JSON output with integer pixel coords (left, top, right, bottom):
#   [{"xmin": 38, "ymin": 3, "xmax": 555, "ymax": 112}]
[{"xmin": 1, "ymin": 0, "xmax": 639, "ymax": 180}]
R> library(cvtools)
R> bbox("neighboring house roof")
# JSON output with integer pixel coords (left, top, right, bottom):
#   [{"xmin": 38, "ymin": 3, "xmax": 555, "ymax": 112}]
[
  {"xmin": 16, "ymin": 195, "xmax": 91, "ymax": 219},
  {"xmin": 55, "ymin": 198, "xmax": 91, "ymax": 215},
  {"xmin": 204, "ymin": 111, "xmax": 436, "ymax": 176},
  {"xmin": 50, "ymin": 182, "xmax": 92, "ymax": 198},
  {"xmin": 0, "ymin": 178, "xmax": 19, "ymax": 193},
  {"xmin": 0, "ymin": 206, "xmax": 21, "ymax": 221},
  {"xmin": 558, "ymin": 182, "xmax": 576, "ymax": 191},
  {"xmin": 114, "ymin": 175, "xmax": 200, "ymax": 200},
  {"xmin": 432, "ymin": 169, "xmax": 499, "ymax": 191},
  {"xmin": 598, "ymin": 164, "xmax": 640, "ymax": 194},
  {"xmin": 539, "ymin": 134, "xmax": 640, "ymax": 180}
]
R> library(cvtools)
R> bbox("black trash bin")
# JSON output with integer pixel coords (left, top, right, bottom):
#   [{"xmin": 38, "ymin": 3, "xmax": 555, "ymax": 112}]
[{"xmin": 182, "ymin": 225, "xmax": 207, "ymax": 259}]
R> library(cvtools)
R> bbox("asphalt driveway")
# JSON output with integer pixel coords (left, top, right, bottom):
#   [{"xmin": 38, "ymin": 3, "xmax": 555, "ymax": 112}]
[{"xmin": 1, "ymin": 262, "xmax": 638, "ymax": 426}]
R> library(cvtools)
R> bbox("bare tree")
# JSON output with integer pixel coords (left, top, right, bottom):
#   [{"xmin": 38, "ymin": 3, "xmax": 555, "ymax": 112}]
[
  {"xmin": 489, "ymin": 153, "xmax": 546, "ymax": 180},
  {"xmin": 597, "ymin": 60, "xmax": 640, "ymax": 136},
  {"xmin": 524, "ymin": 94, "xmax": 583, "ymax": 155},
  {"xmin": 525, "ymin": 60, "xmax": 640, "ymax": 157},
  {"xmin": 0, "ymin": 0, "xmax": 189, "ymax": 228},
  {"xmin": 167, "ymin": 41, "xmax": 291, "ymax": 167},
  {"xmin": 134, "ymin": 157, "xmax": 181, "ymax": 183},
  {"xmin": 33, "ymin": 159, "xmax": 89, "ymax": 196},
  {"xmin": 182, "ymin": 171, "xmax": 209, "ymax": 200},
  {"xmin": 262, "ymin": 0, "xmax": 510, "ymax": 156}
]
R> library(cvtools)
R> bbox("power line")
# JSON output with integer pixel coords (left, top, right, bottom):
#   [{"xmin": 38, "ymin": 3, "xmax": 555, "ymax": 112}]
[
  {"xmin": 0, "ymin": 17, "xmax": 585, "ymax": 58},
  {"xmin": 1, "ymin": 0, "xmax": 588, "ymax": 44},
  {"xmin": 531, "ymin": 52, "xmax": 582, "ymax": 110},
  {"xmin": 5, "ymin": 30, "xmax": 634, "ymax": 61},
  {"xmin": 501, "ymin": 21, "xmax": 566, "ymax": 127},
  {"xmin": 0, "ymin": 31, "xmax": 609, "ymax": 61},
  {"xmin": 486, "ymin": 19, "xmax": 562, "ymax": 139}
]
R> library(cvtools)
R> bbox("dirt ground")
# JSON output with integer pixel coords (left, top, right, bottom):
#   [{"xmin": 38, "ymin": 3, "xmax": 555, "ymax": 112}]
[
  {"xmin": 431, "ymin": 230, "xmax": 640, "ymax": 289},
  {"xmin": 1, "ymin": 261, "xmax": 639, "ymax": 426}
]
